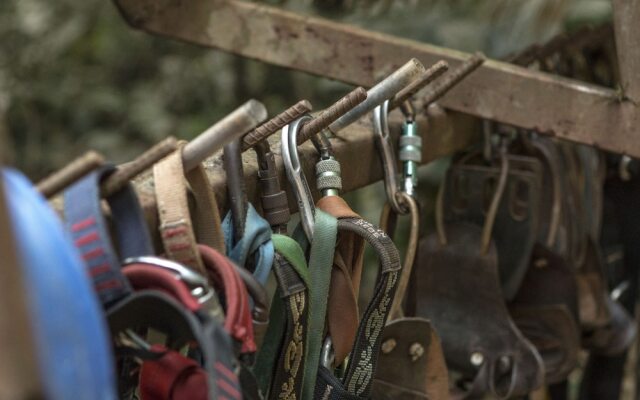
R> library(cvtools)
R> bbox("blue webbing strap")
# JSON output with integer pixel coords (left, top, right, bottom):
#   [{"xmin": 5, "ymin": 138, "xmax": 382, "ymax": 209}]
[
  {"xmin": 222, "ymin": 203, "xmax": 275, "ymax": 285},
  {"xmin": 64, "ymin": 166, "xmax": 154, "ymax": 306}
]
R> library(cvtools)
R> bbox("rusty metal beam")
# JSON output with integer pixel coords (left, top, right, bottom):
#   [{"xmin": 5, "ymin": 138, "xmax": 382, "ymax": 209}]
[
  {"xmin": 612, "ymin": 0, "xmax": 640, "ymax": 102},
  {"xmin": 133, "ymin": 110, "xmax": 479, "ymax": 234},
  {"xmin": 114, "ymin": 0, "xmax": 640, "ymax": 157}
]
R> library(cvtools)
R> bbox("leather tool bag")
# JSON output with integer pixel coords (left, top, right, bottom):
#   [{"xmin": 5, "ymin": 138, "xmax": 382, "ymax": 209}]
[
  {"xmin": 372, "ymin": 318, "xmax": 450, "ymax": 400},
  {"xmin": 510, "ymin": 244, "xmax": 580, "ymax": 384},
  {"xmin": 442, "ymin": 151, "xmax": 542, "ymax": 301},
  {"xmin": 416, "ymin": 150, "xmax": 544, "ymax": 399},
  {"xmin": 314, "ymin": 218, "xmax": 401, "ymax": 400},
  {"xmin": 507, "ymin": 137, "xmax": 580, "ymax": 384}
]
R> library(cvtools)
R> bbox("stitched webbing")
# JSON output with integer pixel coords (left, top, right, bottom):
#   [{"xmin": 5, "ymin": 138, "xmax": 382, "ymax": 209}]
[
  {"xmin": 154, "ymin": 147, "xmax": 226, "ymax": 275},
  {"xmin": 299, "ymin": 210, "xmax": 338, "ymax": 400},
  {"xmin": 254, "ymin": 234, "xmax": 310, "ymax": 398},
  {"xmin": 313, "ymin": 218, "xmax": 401, "ymax": 398},
  {"xmin": 316, "ymin": 196, "xmax": 365, "ymax": 366},
  {"xmin": 64, "ymin": 166, "xmax": 153, "ymax": 306}
]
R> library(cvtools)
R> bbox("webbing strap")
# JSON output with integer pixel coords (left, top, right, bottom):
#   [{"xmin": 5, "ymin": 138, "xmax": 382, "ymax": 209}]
[
  {"xmin": 222, "ymin": 203, "xmax": 275, "ymax": 284},
  {"xmin": 154, "ymin": 148, "xmax": 225, "ymax": 274},
  {"xmin": 316, "ymin": 196, "xmax": 365, "ymax": 365},
  {"xmin": 299, "ymin": 209, "xmax": 338, "ymax": 400},
  {"xmin": 254, "ymin": 234, "xmax": 310, "ymax": 398},
  {"xmin": 140, "ymin": 345, "xmax": 210, "ymax": 400},
  {"xmin": 64, "ymin": 166, "xmax": 153, "ymax": 306},
  {"xmin": 154, "ymin": 150, "xmax": 205, "ymax": 273},
  {"xmin": 199, "ymin": 244, "xmax": 256, "ymax": 355},
  {"xmin": 315, "ymin": 218, "xmax": 401, "ymax": 398}
]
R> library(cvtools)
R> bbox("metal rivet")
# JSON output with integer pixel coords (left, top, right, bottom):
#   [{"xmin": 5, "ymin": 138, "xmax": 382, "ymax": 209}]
[
  {"xmin": 470, "ymin": 352, "xmax": 484, "ymax": 367},
  {"xmin": 409, "ymin": 342, "xmax": 424, "ymax": 361},
  {"xmin": 499, "ymin": 355, "xmax": 511, "ymax": 372},
  {"xmin": 381, "ymin": 338, "xmax": 397, "ymax": 354},
  {"xmin": 534, "ymin": 258, "xmax": 548, "ymax": 268}
]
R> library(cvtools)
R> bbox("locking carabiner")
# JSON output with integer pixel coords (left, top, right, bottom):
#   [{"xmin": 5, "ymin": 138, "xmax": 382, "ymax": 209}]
[
  {"xmin": 373, "ymin": 100, "xmax": 406, "ymax": 214},
  {"xmin": 281, "ymin": 115, "xmax": 316, "ymax": 240}
]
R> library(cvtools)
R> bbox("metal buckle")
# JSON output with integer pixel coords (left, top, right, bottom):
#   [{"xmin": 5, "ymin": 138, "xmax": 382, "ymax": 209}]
[{"xmin": 123, "ymin": 256, "xmax": 215, "ymax": 306}]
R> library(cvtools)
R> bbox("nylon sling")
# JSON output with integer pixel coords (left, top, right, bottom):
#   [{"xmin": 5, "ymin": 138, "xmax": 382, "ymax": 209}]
[
  {"xmin": 153, "ymin": 147, "xmax": 225, "ymax": 275},
  {"xmin": 316, "ymin": 196, "xmax": 366, "ymax": 366},
  {"xmin": 254, "ymin": 234, "xmax": 310, "ymax": 399},
  {"xmin": 222, "ymin": 203, "xmax": 275, "ymax": 285},
  {"xmin": 313, "ymin": 218, "xmax": 401, "ymax": 400}
]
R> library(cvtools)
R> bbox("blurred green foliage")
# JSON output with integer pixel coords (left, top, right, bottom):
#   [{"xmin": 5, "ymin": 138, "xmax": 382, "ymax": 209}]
[{"xmin": 0, "ymin": 0, "xmax": 610, "ymax": 179}]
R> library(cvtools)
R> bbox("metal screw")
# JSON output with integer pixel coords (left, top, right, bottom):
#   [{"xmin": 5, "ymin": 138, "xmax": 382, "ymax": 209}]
[
  {"xmin": 297, "ymin": 86, "xmax": 367, "ymax": 145},
  {"xmin": 381, "ymin": 338, "xmax": 397, "ymax": 354},
  {"xmin": 470, "ymin": 352, "xmax": 485, "ymax": 367},
  {"xmin": 101, "ymin": 137, "xmax": 178, "ymax": 197},
  {"xmin": 242, "ymin": 99, "xmax": 313, "ymax": 151},
  {"xmin": 417, "ymin": 52, "xmax": 486, "ymax": 109},
  {"xmin": 37, "ymin": 150, "xmax": 106, "ymax": 198},
  {"xmin": 409, "ymin": 342, "xmax": 425, "ymax": 361},
  {"xmin": 498, "ymin": 355, "xmax": 512, "ymax": 372}
]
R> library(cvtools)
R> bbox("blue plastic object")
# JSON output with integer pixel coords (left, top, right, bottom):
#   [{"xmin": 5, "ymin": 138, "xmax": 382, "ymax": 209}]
[{"xmin": 2, "ymin": 169, "xmax": 116, "ymax": 400}]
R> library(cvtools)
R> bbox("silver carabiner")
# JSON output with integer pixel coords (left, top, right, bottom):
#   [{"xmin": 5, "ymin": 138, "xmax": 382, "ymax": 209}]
[
  {"xmin": 123, "ymin": 256, "xmax": 215, "ymax": 306},
  {"xmin": 281, "ymin": 115, "xmax": 316, "ymax": 240},
  {"xmin": 373, "ymin": 100, "xmax": 405, "ymax": 214}
]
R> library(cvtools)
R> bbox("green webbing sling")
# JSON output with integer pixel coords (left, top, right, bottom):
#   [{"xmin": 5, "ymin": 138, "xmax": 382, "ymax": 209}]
[
  {"xmin": 254, "ymin": 209, "xmax": 337, "ymax": 400},
  {"xmin": 298, "ymin": 210, "xmax": 338, "ymax": 400},
  {"xmin": 254, "ymin": 234, "xmax": 309, "ymax": 397}
]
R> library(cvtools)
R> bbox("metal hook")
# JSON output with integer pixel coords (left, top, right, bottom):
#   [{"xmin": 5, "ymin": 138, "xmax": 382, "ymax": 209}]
[
  {"xmin": 373, "ymin": 100, "xmax": 405, "ymax": 214},
  {"xmin": 223, "ymin": 138, "xmax": 248, "ymax": 242},
  {"xmin": 281, "ymin": 115, "xmax": 316, "ymax": 240}
]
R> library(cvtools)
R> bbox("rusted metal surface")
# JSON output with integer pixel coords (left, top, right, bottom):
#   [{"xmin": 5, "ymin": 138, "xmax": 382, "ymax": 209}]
[
  {"xmin": 300, "ymin": 86, "xmax": 367, "ymax": 143},
  {"xmin": 114, "ymin": 0, "xmax": 640, "ymax": 157},
  {"xmin": 134, "ymin": 110, "xmax": 479, "ymax": 234},
  {"xmin": 613, "ymin": 0, "xmax": 640, "ymax": 102},
  {"xmin": 414, "ymin": 53, "xmax": 485, "ymax": 110},
  {"xmin": 242, "ymin": 99, "xmax": 312, "ymax": 151},
  {"xmin": 0, "ymin": 178, "xmax": 44, "ymax": 400}
]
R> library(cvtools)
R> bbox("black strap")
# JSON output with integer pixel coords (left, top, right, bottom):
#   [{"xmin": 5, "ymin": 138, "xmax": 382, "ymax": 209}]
[{"xmin": 315, "ymin": 218, "xmax": 401, "ymax": 398}]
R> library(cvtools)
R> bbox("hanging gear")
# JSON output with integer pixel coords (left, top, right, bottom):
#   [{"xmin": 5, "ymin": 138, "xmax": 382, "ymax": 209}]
[
  {"xmin": 3, "ymin": 168, "xmax": 117, "ymax": 400},
  {"xmin": 416, "ymin": 145, "xmax": 544, "ymax": 399},
  {"xmin": 372, "ymin": 100, "xmax": 450, "ymax": 400}
]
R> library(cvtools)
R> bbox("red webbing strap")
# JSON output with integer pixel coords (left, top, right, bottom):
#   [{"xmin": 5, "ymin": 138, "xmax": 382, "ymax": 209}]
[
  {"xmin": 140, "ymin": 345, "xmax": 208, "ymax": 400},
  {"xmin": 122, "ymin": 264, "xmax": 201, "ymax": 313},
  {"xmin": 198, "ymin": 244, "xmax": 256, "ymax": 354}
]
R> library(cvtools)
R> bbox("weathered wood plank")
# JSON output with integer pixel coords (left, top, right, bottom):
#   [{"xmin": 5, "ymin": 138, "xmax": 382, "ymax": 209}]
[
  {"xmin": 613, "ymin": 0, "xmax": 640, "ymax": 102},
  {"xmin": 114, "ymin": 0, "xmax": 640, "ymax": 156}
]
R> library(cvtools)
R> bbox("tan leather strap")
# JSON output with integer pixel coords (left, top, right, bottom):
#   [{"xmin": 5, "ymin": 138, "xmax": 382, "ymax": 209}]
[
  {"xmin": 153, "ymin": 147, "xmax": 225, "ymax": 274},
  {"xmin": 380, "ymin": 192, "xmax": 420, "ymax": 321},
  {"xmin": 316, "ymin": 195, "xmax": 365, "ymax": 366}
]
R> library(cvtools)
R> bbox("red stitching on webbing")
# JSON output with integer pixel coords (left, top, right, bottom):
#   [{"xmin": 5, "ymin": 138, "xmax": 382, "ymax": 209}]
[
  {"xmin": 71, "ymin": 217, "xmax": 96, "ymax": 232},
  {"xmin": 83, "ymin": 247, "xmax": 105, "ymax": 261},
  {"xmin": 95, "ymin": 278, "xmax": 121, "ymax": 292},
  {"xmin": 162, "ymin": 226, "xmax": 188, "ymax": 238},
  {"xmin": 89, "ymin": 263, "xmax": 111, "ymax": 277},
  {"xmin": 215, "ymin": 362, "xmax": 238, "ymax": 383},
  {"xmin": 217, "ymin": 379, "xmax": 241, "ymax": 400},
  {"xmin": 75, "ymin": 231, "xmax": 99, "ymax": 246},
  {"xmin": 168, "ymin": 243, "xmax": 192, "ymax": 252}
]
